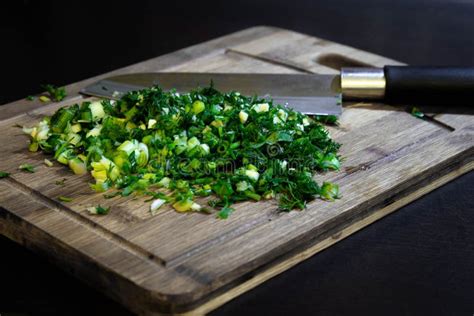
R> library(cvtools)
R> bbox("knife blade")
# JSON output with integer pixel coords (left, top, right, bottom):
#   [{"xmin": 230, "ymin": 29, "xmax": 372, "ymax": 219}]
[
  {"xmin": 81, "ymin": 66, "xmax": 474, "ymax": 116},
  {"xmin": 81, "ymin": 73, "xmax": 343, "ymax": 116}
]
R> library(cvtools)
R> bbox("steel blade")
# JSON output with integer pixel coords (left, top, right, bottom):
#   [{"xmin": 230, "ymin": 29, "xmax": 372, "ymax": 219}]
[{"xmin": 81, "ymin": 73, "xmax": 342, "ymax": 116}]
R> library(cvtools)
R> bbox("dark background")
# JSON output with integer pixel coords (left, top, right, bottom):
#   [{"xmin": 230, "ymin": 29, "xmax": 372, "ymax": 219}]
[{"xmin": 1, "ymin": 0, "xmax": 473, "ymax": 315}]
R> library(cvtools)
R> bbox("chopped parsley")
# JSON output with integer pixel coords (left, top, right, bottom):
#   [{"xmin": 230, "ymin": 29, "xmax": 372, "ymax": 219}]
[
  {"xmin": 42, "ymin": 84, "xmax": 67, "ymax": 102},
  {"xmin": 87, "ymin": 205, "xmax": 110, "ymax": 215},
  {"xmin": 0, "ymin": 171, "xmax": 10, "ymax": 178},
  {"xmin": 23, "ymin": 85, "xmax": 341, "ymax": 218},
  {"xmin": 19, "ymin": 163, "xmax": 35, "ymax": 173},
  {"xmin": 410, "ymin": 106, "xmax": 425, "ymax": 119}
]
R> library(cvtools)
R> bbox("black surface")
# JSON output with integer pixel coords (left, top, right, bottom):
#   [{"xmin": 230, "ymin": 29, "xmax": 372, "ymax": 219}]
[
  {"xmin": 1, "ymin": 0, "xmax": 473, "ymax": 315},
  {"xmin": 3, "ymin": 0, "xmax": 474, "ymax": 105}
]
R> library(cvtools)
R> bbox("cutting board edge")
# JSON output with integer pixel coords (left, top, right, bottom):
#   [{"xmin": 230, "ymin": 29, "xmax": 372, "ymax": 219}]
[
  {"xmin": 0, "ymin": 201, "xmax": 211, "ymax": 315},
  {"xmin": 176, "ymin": 159, "xmax": 474, "ymax": 315},
  {"xmin": 2, "ymin": 157, "xmax": 472, "ymax": 315}
]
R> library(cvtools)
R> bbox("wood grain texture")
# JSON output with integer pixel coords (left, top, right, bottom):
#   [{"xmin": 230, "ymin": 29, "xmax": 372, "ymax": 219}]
[{"xmin": 0, "ymin": 26, "xmax": 473, "ymax": 315}]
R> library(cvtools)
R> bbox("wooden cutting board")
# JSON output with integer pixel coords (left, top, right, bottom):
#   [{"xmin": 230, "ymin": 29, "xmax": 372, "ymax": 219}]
[{"xmin": 1, "ymin": 26, "xmax": 473, "ymax": 315}]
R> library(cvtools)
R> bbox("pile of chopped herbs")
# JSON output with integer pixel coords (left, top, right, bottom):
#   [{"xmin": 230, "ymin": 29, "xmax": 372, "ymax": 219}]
[{"xmin": 23, "ymin": 85, "xmax": 341, "ymax": 218}]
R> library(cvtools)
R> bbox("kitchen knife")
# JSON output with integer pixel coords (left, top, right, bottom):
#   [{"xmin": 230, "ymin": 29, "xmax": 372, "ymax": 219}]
[{"xmin": 81, "ymin": 67, "xmax": 474, "ymax": 116}]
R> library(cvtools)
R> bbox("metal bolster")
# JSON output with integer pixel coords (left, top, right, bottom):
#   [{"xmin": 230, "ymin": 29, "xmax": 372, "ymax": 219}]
[{"xmin": 340, "ymin": 67, "xmax": 386, "ymax": 100}]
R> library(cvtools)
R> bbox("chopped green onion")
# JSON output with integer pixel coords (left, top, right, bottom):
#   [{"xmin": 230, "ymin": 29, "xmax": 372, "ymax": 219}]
[
  {"xmin": 87, "ymin": 205, "xmax": 110, "ymax": 215},
  {"xmin": 58, "ymin": 196, "xmax": 73, "ymax": 202},
  {"xmin": 89, "ymin": 101, "xmax": 105, "ymax": 121},
  {"xmin": 410, "ymin": 107, "xmax": 425, "ymax": 119},
  {"xmin": 39, "ymin": 96, "xmax": 51, "ymax": 103},
  {"xmin": 217, "ymin": 205, "xmax": 234, "ymax": 219},
  {"xmin": 19, "ymin": 163, "xmax": 35, "ymax": 173},
  {"xmin": 150, "ymin": 198, "xmax": 166, "ymax": 215},
  {"xmin": 23, "ymin": 84, "xmax": 341, "ymax": 218},
  {"xmin": 320, "ymin": 182, "xmax": 340, "ymax": 201},
  {"xmin": 28, "ymin": 142, "xmax": 39, "ymax": 152},
  {"xmin": 192, "ymin": 100, "xmax": 205, "ymax": 114},
  {"xmin": 41, "ymin": 84, "xmax": 67, "ymax": 102},
  {"xmin": 173, "ymin": 199, "xmax": 194, "ymax": 212},
  {"xmin": 68, "ymin": 158, "xmax": 87, "ymax": 175}
]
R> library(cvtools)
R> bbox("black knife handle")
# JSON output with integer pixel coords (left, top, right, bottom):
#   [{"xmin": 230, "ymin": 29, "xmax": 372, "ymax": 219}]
[{"xmin": 384, "ymin": 66, "xmax": 474, "ymax": 105}]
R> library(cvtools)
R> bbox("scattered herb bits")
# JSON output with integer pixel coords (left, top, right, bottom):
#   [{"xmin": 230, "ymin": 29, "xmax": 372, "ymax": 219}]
[
  {"xmin": 0, "ymin": 171, "xmax": 10, "ymax": 178},
  {"xmin": 39, "ymin": 96, "xmax": 51, "ymax": 103},
  {"xmin": 42, "ymin": 84, "xmax": 67, "ymax": 102},
  {"xmin": 44, "ymin": 159, "xmax": 54, "ymax": 167},
  {"xmin": 58, "ymin": 196, "xmax": 73, "ymax": 202},
  {"xmin": 87, "ymin": 205, "xmax": 110, "ymax": 215},
  {"xmin": 23, "ymin": 85, "xmax": 341, "ymax": 218},
  {"xmin": 19, "ymin": 163, "xmax": 35, "ymax": 173},
  {"xmin": 410, "ymin": 107, "xmax": 425, "ymax": 119},
  {"xmin": 150, "ymin": 198, "xmax": 167, "ymax": 215}
]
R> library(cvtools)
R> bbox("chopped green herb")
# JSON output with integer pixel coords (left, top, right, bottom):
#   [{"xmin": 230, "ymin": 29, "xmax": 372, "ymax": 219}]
[
  {"xmin": 39, "ymin": 95, "xmax": 51, "ymax": 103},
  {"xmin": 410, "ymin": 107, "xmax": 425, "ymax": 119},
  {"xmin": 42, "ymin": 84, "xmax": 67, "ymax": 102},
  {"xmin": 314, "ymin": 115, "xmax": 339, "ymax": 125},
  {"xmin": 0, "ymin": 171, "xmax": 10, "ymax": 178},
  {"xmin": 58, "ymin": 196, "xmax": 73, "ymax": 202},
  {"xmin": 320, "ymin": 182, "xmax": 340, "ymax": 201},
  {"xmin": 19, "ymin": 163, "xmax": 35, "ymax": 173},
  {"xmin": 23, "ymin": 84, "xmax": 341, "ymax": 218},
  {"xmin": 217, "ymin": 205, "xmax": 234, "ymax": 219},
  {"xmin": 26, "ymin": 95, "xmax": 35, "ymax": 101},
  {"xmin": 87, "ymin": 205, "xmax": 110, "ymax": 215}
]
